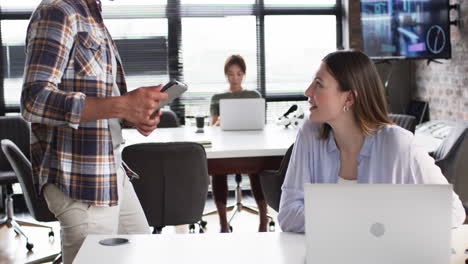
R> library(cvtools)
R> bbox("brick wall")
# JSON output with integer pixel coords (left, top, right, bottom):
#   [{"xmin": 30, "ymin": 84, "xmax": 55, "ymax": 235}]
[{"xmin": 413, "ymin": 1, "xmax": 468, "ymax": 121}]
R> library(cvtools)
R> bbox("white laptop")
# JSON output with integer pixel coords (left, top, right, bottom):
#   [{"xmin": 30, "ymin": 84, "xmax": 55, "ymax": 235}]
[
  {"xmin": 219, "ymin": 98, "xmax": 265, "ymax": 131},
  {"xmin": 304, "ymin": 184, "xmax": 452, "ymax": 264}
]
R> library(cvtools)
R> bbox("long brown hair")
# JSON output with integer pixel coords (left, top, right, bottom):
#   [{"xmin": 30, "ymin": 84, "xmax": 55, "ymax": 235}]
[{"xmin": 319, "ymin": 50, "xmax": 393, "ymax": 139}]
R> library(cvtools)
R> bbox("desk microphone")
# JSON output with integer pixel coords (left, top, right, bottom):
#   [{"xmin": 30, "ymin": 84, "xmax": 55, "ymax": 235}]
[
  {"xmin": 277, "ymin": 104, "xmax": 303, "ymax": 128},
  {"xmin": 282, "ymin": 104, "xmax": 298, "ymax": 117}
]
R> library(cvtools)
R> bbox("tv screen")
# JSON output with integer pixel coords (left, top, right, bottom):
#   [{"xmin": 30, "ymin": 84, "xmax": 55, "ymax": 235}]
[{"xmin": 360, "ymin": 0, "xmax": 451, "ymax": 59}]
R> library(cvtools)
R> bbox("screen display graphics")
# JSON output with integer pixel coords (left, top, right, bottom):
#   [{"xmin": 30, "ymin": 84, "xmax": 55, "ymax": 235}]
[{"xmin": 360, "ymin": 0, "xmax": 451, "ymax": 59}]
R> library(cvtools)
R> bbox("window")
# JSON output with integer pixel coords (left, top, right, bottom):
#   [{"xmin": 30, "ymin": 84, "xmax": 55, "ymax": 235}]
[
  {"xmin": 0, "ymin": 0, "xmax": 39, "ymax": 12},
  {"xmin": 264, "ymin": 0, "xmax": 334, "ymax": 4},
  {"xmin": 1, "ymin": 20, "xmax": 29, "ymax": 105},
  {"xmin": 264, "ymin": 15, "xmax": 336, "ymax": 96},
  {"xmin": 181, "ymin": 16, "xmax": 257, "ymax": 117},
  {"xmin": 104, "ymin": 18, "xmax": 169, "ymax": 91}
]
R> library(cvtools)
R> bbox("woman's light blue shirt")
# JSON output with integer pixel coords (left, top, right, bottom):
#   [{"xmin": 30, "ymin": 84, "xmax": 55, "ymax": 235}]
[{"xmin": 278, "ymin": 120, "xmax": 466, "ymax": 233}]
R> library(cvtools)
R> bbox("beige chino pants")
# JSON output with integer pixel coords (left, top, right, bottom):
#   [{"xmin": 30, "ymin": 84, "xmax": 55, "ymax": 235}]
[{"xmin": 43, "ymin": 166, "xmax": 150, "ymax": 264}]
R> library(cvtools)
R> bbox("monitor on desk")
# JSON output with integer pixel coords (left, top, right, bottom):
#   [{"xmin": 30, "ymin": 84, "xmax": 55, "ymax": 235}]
[
  {"xmin": 219, "ymin": 98, "xmax": 265, "ymax": 131},
  {"xmin": 304, "ymin": 184, "xmax": 452, "ymax": 264}
]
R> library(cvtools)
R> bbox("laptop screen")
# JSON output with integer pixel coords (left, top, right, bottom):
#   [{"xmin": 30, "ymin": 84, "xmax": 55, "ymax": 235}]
[
  {"xmin": 303, "ymin": 184, "xmax": 452, "ymax": 264},
  {"xmin": 219, "ymin": 98, "xmax": 265, "ymax": 131}
]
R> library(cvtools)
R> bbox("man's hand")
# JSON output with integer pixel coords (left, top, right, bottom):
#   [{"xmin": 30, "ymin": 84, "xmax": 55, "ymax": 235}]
[
  {"xmin": 135, "ymin": 110, "xmax": 161, "ymax": 136},
  {"xmin": 121, "ymin": 85, "xmax": 168, "ymax": 136},
  {"xmin": 80, "ymin": 85, "xmax": 168, "ymax": 137}
]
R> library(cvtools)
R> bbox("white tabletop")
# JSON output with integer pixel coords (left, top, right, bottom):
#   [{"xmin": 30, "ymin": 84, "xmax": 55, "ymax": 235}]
[
  {"xmin": 74, "ymin": 225, "xmax": 468, "ymax": 264},
  {"xmin": 73, "ymin": 232, "xmax": 304, "ymax": 264},
  {"xmin": 123, "ymin": 124, "xmax": 440, "ymax": 160},
  {"xmin": 122, "ymin": 124, "xmax": 299, "ymax": 159}
]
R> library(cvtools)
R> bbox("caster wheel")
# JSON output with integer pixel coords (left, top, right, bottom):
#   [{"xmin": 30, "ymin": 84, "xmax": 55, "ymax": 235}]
[
  {"xmin": 200, "ymin": 220, "xmax": 207, "ymax": 228},
  {"xmin": 199, "ymin": 228, "xmax": 204, "ymax": 233},
  {"xmin": 229, "ymin": 225, "xmax": 233, "ymax": 232},
  {"xmin": 189, "ymin": 224, "xmax": 196, "ymax": 233},
  {"xmin": 49, "ymin": 231, "xmax": 55, "ymax": 238},
  {"xmin": 269, "ymin": 221, "xmax": 275, "ymax": 232},
  {"xmin": 26, "ymin": 242, "xmax": 34, "ymax": 251}
]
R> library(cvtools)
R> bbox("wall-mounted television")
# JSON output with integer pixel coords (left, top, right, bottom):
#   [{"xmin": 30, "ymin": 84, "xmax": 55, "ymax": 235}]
[{"xmin": 360, "ymin": 0, "xmax": 451, "ymax": 60}]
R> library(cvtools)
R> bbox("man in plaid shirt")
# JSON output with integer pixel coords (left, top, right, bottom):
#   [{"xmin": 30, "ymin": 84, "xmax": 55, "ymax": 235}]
[{"xmin": 21, "ymin": 0, "xmax": 168, "ymax": 262}]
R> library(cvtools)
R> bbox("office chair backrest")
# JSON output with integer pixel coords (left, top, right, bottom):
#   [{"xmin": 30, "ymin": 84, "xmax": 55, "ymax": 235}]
[
  {"xmin": 158, "ymin": 109, "xmax": 180, "ymax": 128},
  {"xmin": 122, "ymin": 142, "xmax": 209, "ymax": 227},
  {"xmin": 259, "ymin": 144, "xmax": 294, "ymax": 212},
  {"xmin": 0, "ymin": 116, "xmax": 30, "ymax": 172},
  {"xmin": 1, "ymin": 139, "xmax": 56, "ymax": 222},
  {"xmin": 431, "ymin": 122, "xmax": 468, "ymax": 209},
  {"xmin": 389, "ymin": 113, "xmax": 417, "ymax": 133}
]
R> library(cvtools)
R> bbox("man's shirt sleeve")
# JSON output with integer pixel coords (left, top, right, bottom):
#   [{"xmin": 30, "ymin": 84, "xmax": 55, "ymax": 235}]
[{"xmin": 21, "ymin": 5, "xmax": 85, "ymax": 129}]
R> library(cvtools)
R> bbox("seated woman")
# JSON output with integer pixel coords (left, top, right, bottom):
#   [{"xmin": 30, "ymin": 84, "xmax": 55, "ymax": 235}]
[
  {"xmin": 210, "ymin": 54, "xmax": 268, "ymax": 232},
  {"xmin": 278, "ymin": 50, "xmax": 466, "ymax": 233}
]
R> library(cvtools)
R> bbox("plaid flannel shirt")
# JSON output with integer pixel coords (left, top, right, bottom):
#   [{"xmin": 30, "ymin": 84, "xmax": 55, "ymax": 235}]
[{"xmin": 21, "ymin": 0, "xmax": 137, "ymax": 206}]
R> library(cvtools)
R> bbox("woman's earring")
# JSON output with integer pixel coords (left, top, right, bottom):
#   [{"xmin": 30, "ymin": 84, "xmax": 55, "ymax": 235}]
[{"xmin": 343, "ymin": 106, "xmax": 349, "ymax": 112}]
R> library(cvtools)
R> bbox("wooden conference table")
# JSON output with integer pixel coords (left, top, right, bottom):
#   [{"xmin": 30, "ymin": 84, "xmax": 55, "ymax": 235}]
[
  {"xmin": 73, "ymin": 225, "xmax": 468, "ymax": 264},
  {"xmin": 122, "ymin": 124, "xmax": 299, "ymax": 175}
]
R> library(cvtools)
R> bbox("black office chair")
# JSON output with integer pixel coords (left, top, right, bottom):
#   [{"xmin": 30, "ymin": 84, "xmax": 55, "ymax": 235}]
[
  {"xmin": 122, "ymin": 142, "xmax": 209, "ymax": 233},
  {"xmin": 431, "ymin": 121, "xmax": 468, "ymax": 214},
  {"xmin": 0, "ymin": 117, "xmax": 55, "ymax": 250},
  {"xmin": 0, "ymin": 116, "xmax": 30, "ymax": 214},
  {"xmin": 389, "ymin": 113, "xmax": 417, "ymax": 133},
  {"xmin": 259, "ymin": 144, "xmax": 294, "ymax": 212},
  {"xmin": 158, "ymin": 109, "xmax": 180, "ymax": 128},
  {"xmin": 1, "ymin": 139, "xmax": 61, "ymax": 264}
]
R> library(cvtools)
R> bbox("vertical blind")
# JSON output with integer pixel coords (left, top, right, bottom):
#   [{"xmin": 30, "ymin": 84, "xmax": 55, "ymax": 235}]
[
  {"xmin": 0, "ymin": 0, "xmax": 341, "ymax": 124},
  {"xmin": 0, "ymin": 17, "xmax": 5, "ymax": 116}
]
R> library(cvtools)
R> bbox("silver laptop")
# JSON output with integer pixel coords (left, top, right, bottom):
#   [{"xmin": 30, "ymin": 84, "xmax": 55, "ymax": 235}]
[
  {"xmin": 304, "ymin": 184, "xmax": 452, "ymax": 264},
  {"xmin": 219, "ymin": 98, "xmax": 265, "ymax": 131}
]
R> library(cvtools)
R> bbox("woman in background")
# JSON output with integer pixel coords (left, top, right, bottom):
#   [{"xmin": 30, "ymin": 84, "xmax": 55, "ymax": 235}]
[
  {"xmin": 278, "ymin": 50, "xmax": 466, "ymax": 233},
  {"xmin": 209, "ymin": 55, "xmax": 268, "ymax": 232}
]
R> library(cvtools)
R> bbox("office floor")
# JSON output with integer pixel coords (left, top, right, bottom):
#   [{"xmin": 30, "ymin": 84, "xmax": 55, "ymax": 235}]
[{"xmin": 0, "ymin": 178, "xmax": 279, "ymax": 264}]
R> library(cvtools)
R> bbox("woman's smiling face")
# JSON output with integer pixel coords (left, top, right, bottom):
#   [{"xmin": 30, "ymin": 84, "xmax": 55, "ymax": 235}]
[{"xmin": 304, "ymin": 62, "xmax": 350, "ymax": 123}]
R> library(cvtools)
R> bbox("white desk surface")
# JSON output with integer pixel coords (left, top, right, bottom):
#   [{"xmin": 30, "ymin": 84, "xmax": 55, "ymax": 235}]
[
  {"xmin": 123, "ymin": 124, "xmax": 440, "ymax": 159},
  {"xmin": 122, "ymin": 124, "xmax": 299, "ymax": 159},
  {"xmin": 74, "ymin": 225, "xmax": 468, "ymax": 264}
]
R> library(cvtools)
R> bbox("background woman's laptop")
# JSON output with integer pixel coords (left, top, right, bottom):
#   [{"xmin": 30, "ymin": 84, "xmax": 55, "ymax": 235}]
[
  {"xmin": 304, "ymin": 184, "xmax": 452, "ymax": 264},
  {"xmin": 219, "ymin": 98, "xmax": 265, "ymax": 131}
]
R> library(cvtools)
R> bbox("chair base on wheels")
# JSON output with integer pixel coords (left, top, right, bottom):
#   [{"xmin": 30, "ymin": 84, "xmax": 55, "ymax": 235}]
[
  {"xmin": 225, "ymin": 202, "xmax": 275, "ymax": 232},
  {"xmin": 0, "ymin": 193, "xmax": 54, "ymax": 251},
  {"xmin": 203, "ymin": 174, "xmax": 276, "ymax": 232}
]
